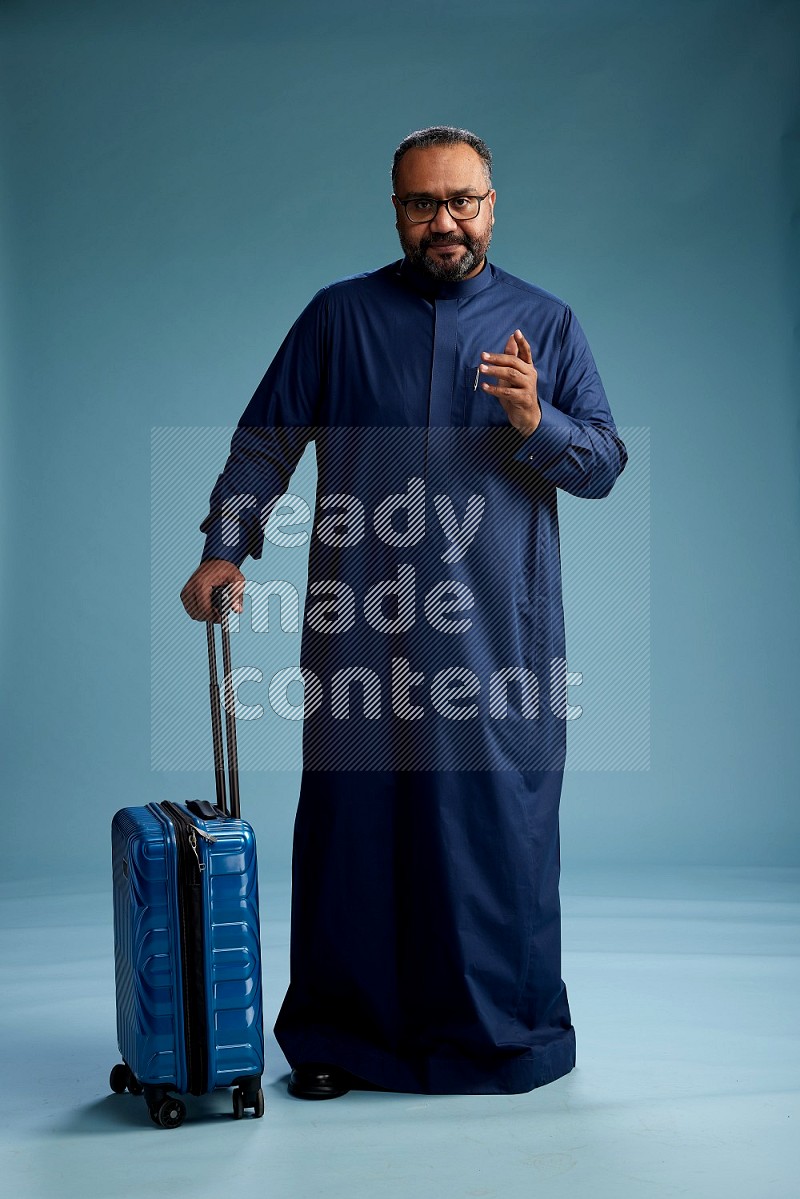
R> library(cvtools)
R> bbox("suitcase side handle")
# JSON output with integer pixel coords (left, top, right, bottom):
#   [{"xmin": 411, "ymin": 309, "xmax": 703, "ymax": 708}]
[{"xmin": 206, "ymin": 585, "xmax": 241, "ymax": 819}]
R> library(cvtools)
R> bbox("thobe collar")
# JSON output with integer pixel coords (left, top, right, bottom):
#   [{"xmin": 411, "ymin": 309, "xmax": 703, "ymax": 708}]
[{"xmin": 395, "ymin": 255, "xmax": 496, "ymax": 300}]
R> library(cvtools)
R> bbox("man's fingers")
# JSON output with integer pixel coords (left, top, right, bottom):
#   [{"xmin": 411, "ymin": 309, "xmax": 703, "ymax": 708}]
[
  {"xmin": 483, "ymin": 331, "xmax": 535, "ymax": 369},
  {"xmin": 180, "ymin": 582, "xmax": 200, "ymax": 621},
  {"xmin": 218, "ymin": 568, "xmax": 246, "ymax": 618},
  {"xmin": 482, "ymin": 385, "xmax": 528, "ymax": 402},
  {"xmin": 194, "ymin": 584, "xmax": 213, "ymax": 622},
  {"xmin": 513, "ymin": 329, "xmax": 533, "ymax": 365},
  {"xmin": 479, "ymin": 361, "xmax": 532, "ymax": 385},
  {"xmin": 481, "ymin": 351, "xmax": 531, "ymax": 369},
  {"xmin": 211, "ymin": 577, "xmax": 245, "ymax": 620}
]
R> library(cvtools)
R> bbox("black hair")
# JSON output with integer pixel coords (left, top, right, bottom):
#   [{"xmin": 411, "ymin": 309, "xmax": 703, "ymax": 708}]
[{"xmin": 391, "ymin": 126, "xmax": 493, "ymax": 190}]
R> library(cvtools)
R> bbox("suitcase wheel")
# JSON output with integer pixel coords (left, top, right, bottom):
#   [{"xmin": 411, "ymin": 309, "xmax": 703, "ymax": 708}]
[
  {"xmin": 149, "ymin": 1096, "xmax": 187, "ymax": 1129},
  {"xmin": 109, "ymin": 1064, "xmax": 129, "ymax": 1094},
  {"xmin": 232, "ymin": 1086, "xmax": 264, "ymax": 1119},
  {"xmin": 109, "ymin": 1062, "xmax": 143, "ymax": 1097}
]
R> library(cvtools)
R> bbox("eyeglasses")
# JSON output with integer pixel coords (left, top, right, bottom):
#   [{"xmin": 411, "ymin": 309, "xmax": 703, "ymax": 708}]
[{"xmin": 395, "ymin": 191, "xmax": 491, "ymax": 224}]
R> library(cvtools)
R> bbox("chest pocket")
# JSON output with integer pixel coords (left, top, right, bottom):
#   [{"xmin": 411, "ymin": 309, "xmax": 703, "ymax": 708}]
[{"xmin": 462, "ymin": 364, "xmax": 511, "ymax": 427}]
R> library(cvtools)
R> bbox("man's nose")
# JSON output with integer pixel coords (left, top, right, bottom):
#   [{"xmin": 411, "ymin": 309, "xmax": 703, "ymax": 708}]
[{"xmin": 430, "ymin": 202, "xmax": 458, "ymax": 233}]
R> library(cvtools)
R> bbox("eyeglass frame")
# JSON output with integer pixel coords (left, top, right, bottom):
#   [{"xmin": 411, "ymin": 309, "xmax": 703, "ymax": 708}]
[{"xmin": 394, "ymin": 190, "xmax": 492, "ymax": 224}]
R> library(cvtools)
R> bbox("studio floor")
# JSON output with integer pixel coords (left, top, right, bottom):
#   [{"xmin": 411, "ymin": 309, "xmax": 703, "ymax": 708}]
[{"xmin": 1, "ymin": 865, "xmax": 797, "ymax": 1199}]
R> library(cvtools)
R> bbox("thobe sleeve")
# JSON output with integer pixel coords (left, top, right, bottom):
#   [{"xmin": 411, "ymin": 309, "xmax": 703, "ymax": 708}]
[
  {"xmin": 512, "ymin": 304, "xmax": 627, "ymax": 498},
  {"xmin": 199, "ymin": 288, "xmax": 328, "ymax": 565}
]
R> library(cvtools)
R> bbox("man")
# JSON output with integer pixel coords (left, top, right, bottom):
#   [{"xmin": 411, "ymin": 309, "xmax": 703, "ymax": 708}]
[{"xmin": 181, "ymin": 126, "xmax": 627, "ymax": 1099}]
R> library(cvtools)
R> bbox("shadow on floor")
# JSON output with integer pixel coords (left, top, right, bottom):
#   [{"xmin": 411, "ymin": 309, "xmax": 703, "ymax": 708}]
[{"xmin": 58, "ymin": 1089, "xmax": 273, "ymax": 1135}]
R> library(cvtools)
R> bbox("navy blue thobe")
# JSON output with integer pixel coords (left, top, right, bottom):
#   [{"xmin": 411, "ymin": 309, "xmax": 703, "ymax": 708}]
[{"xmin": 199, "ymin": 256, "xmax": 627, "ymax": 1094}]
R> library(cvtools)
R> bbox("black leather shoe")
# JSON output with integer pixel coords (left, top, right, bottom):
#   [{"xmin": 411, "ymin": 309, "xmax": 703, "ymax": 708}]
[{"xmin": 287, "ymin": 1062, "xmax": 351, "ymax": 1100}]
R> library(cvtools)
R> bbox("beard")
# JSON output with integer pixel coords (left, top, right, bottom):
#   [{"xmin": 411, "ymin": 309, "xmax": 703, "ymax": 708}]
[{"xmin": 398, "ymin": 221, "xmax": 493, "ymax": 281}]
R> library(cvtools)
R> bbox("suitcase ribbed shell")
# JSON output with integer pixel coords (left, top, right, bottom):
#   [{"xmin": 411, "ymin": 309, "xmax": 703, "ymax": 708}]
[{"xmin": 112, "ymin": 803, "xmax": 264, "ymax": 1094}]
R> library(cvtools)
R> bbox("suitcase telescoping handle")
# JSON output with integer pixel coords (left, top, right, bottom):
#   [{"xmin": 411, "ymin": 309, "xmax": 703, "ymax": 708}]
[{"xmin": 206, "ymin": 584, "xmax": 241, "ymax": 819}]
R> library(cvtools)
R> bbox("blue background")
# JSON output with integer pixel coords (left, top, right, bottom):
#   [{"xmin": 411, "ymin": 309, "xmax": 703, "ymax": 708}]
[{"xmin": 2, "ymin": 0, "xmax": 798, "ymax": 886}]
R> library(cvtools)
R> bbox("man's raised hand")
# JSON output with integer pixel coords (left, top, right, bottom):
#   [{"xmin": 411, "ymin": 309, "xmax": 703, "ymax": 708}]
[{"xmin": 478, "ymin": 329, "xmax": 541, "ymax": 437}]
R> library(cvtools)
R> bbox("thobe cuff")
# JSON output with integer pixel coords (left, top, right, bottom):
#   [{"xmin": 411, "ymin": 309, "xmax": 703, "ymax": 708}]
[
  {"xmin": 512, "ymin": 396, "xmax": 574, "ymax": 470},
  {"xmin": 200, "ymin": 522, "xmax": 256, "ymax": 568},
  {"xmin": 200, "ymin": 539, "xmax": 248, "ymax": 567}
]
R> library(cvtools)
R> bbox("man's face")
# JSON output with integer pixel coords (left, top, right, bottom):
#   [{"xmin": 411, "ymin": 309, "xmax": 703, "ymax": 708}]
[{"xmin": 392, "ymin": 144, "xmax": 496, "ymax": 281}]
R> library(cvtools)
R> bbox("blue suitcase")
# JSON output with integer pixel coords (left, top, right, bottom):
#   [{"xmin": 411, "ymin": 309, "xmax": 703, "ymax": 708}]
[{"xmin": 109, "ymin": 589, "xmax": 265, "ymax": 1127}]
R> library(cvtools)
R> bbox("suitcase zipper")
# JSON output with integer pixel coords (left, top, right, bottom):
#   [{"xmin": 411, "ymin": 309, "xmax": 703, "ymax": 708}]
[
  {"xmin": 188, "ymin": 825, "xmax": 217, "ymax": 873},
  {"xmin": 160, "ymin": 802, "xmax": 212, "ymax": 1096}
]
